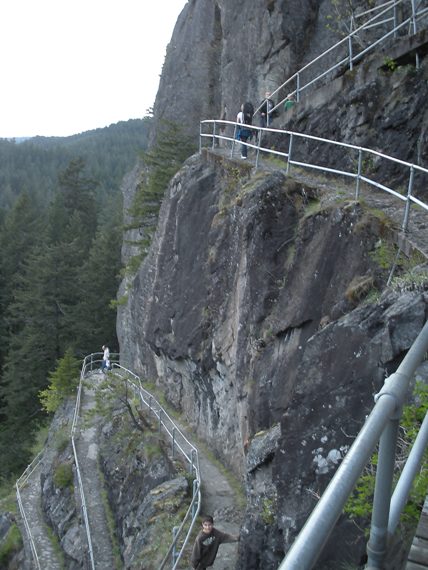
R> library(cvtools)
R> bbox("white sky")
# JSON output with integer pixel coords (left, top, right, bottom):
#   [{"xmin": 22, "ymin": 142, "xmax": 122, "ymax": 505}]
[{"xmin": 0, "ymin": 0, "xmax": 187, "ymax": 138}]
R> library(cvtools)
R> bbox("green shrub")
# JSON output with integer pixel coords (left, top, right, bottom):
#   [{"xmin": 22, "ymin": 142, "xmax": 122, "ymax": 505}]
[
  {"xmin": 53, "ymin": 462, "xmax": 74, "ymax": 489},
  {"xmin": 0, "ymin": 524, "xmax": 22, "ymax": 565},
  {"xmin": 345, "ymin": 383, "xmax": 428, "ymax": 528}
]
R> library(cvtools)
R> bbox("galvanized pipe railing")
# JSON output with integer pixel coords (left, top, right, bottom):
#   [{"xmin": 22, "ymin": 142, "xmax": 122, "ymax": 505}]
[
  {"xmin": 278, "ymin": 319, "xmax": 428, "ymax": 570},
  {"xmin": 71, "ymin": 355, "xmax": 97, "ymax": 570},
  {"xmin": 252, "ymin": 0, "xmax": 428, "ymax": 118},
  {"xmin": 15, "ymin": 451, "xmax": 43, "ymax": 570},
  {"xmin": 110, "ymin": 363, "xmax": 201, "ymax": 570},
  {"xmin": 201, "ymin": 120, "xmax": 428, "ymax": 235}
]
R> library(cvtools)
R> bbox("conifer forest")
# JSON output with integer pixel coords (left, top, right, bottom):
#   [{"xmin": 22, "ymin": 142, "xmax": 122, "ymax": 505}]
[{"xmin": 0, "ymin": 118, "xmax": 151, "ymax": 479}]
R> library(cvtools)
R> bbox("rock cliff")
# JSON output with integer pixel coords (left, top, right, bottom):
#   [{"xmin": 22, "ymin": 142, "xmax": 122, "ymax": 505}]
[
  {"xmin": 152, "ymin": 0, "xmax": 347, "ymax": 139},
  {"xmin": 3, "ymin": 2, "xmax": 428, "ymax": 569},
  {"xmin": 117, "ymin": 1, "xmax": 428, "ymax": 567},
  {"xmin": 117, "ymin": 150, "xmax": 428, "ymax": 567}
]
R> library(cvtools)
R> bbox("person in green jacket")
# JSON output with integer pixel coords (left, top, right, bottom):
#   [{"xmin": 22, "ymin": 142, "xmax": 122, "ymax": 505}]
[
  {"xmin": 191, "ymin": 515, "xmax": 239, "ymax": 570},
  {"xmin": 284, "ymin": 93, "xmax": 296, "ymax": 112}
]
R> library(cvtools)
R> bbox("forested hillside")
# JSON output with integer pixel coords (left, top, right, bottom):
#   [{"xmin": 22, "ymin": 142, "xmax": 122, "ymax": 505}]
[
  {"xmin": 0, "ymin": 118, "xmax": 151, "ymax": 210},
  {"xmin": 0, "ymin": 118, "xmax": 152, "ymax": 479}
]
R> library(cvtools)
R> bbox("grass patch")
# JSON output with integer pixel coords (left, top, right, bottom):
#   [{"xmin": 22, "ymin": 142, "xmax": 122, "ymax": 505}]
[
  {"xmin": 0, "ymin": 524, "xmax": 23, "ymax": 566},
  {"xmin": 53, "ymin": 463, "xmax": 73, "ymax": 490},
  {"xmin": 0, "ymin": 479, "xmax": 18, "ymax": 514}
]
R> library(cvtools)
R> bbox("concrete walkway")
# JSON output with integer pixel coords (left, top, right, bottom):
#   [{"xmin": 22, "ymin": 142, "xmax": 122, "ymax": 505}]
[
  {"xmin": 75, "ymin": 375, "xmax": 116, "ymax": 570},
  {"xmin": 208, "ymin": 146, "xmax": 428, "ymax": 260},
  {"xmin": 18, "ymin": 459, "xmax": 63, "ymax": 570}
]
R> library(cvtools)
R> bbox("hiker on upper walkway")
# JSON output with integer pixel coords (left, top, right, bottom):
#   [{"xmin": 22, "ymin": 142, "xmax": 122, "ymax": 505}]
[
  {"xmin": 101, "ymin": 344, "xmax": 110, "ymax": 372},
  {"xmin": 259, "ymin": 90, "xmax": 276, "ymax": 128},
  {"xmin": 236, "ymin": 101, "xmax": 254, "ymax": 159},
  {"xmin": 191, "ymin": 515, "xmax": 239, "ymax": 570}
]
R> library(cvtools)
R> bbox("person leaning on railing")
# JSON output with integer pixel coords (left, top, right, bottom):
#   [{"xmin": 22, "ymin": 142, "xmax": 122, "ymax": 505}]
[{"xmin": 191, "ymin": 515, "xmax": 239, "ymax": 570}]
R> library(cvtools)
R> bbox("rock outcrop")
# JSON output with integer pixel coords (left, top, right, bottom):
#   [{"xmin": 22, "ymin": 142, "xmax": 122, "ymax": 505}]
[
  {"xmin": 117, "ymin": 144, "xmax": 428, "ymax": 567},
  {"xmin": 152, "ymin": 0, "xmax": 351, "ymax": 139}
]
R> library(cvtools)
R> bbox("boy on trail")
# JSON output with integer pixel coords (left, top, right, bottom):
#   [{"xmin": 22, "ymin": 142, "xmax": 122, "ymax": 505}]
[{"xmin": 191, "ymin": 515, "xmax": 239, "ymax": 570}]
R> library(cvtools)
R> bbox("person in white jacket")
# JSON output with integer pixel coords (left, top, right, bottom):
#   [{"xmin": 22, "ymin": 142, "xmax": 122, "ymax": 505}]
[{"xmin": 101, "ymin": 344, "xmax": 110, "ymax": 372}]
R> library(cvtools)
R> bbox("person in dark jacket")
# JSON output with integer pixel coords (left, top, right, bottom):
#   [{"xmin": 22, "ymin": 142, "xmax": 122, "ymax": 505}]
[
  {"xmin": 259, "ymin": 90, "xmax": 275, "ymax": 128},
  {"xmin": 191, "ymin": 515, "xmax": 239, "ymax": 570}
]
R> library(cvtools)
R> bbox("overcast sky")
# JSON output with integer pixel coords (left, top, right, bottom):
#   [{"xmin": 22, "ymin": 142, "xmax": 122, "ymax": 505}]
[{"xmin": 0, "ymin": 0, "xmax": 187, "ymax": 138}]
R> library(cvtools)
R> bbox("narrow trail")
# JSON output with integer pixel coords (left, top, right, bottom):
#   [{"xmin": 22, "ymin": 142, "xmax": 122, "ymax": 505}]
[
  {"xmin": 75, "ymin": 376, "xmax": 116, "ymax": 570},
  {"xmin": 211, "ymin": 145, "xmax": 428, "ymax": 259},
  {"xmin": 18, "ymin": 460, "xmax": 63, "ymax": 570},
  {"xmin": 196, "ymin": 450, "xmax": 243, "ymax": 569},
  {"xmin": 167, "ymin": 415, "xmax": 244, "ymax": 570}
]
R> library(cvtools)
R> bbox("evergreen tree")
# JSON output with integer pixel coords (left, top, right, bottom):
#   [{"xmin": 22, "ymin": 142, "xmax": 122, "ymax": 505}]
[
  {"xmin": 73, "ymin": 196, "xmax": 123, "ymax": 352},
  {"xmin": 39, "ymin": 348, "xmax": 81, "ymax": 413},
  {"xmin": 128, "ymin": 121, "xmax": 196, "ymax": 258}
]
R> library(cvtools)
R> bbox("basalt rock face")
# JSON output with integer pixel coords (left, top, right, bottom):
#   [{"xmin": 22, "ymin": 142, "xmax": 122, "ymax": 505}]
[
  {"xmin": 116, "ymin": 149, "xmax": 428, "ymax": 567},
  {"xmin": 152, "ymin": 0, "xmax": 345, "ymax": 139},
  {"xmin": 117, "ymin": 1, "xmax": 428, "ymax": 568}
]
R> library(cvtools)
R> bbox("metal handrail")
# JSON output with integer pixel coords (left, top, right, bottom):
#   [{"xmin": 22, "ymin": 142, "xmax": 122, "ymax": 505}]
[
  {"xmin": 15, "ymin": 451, "xmax": 44, "ymax": 570},
  {"xmin": 70, "ymin": 351, "xmax": 121, "ymax": 570},
  {"xmin": 278, "ymin": 319, "xmax": 428, "ymax": 570},
  {"xmin": 71, "ymin": 354, "xmax": 97, "ymax": 570},
  {"xmin": 252, "ymin": 0, "xmax": 428, "ymax": 118},
  {"xmin": 110, "ymin": 363, "xmax": 201, "ymax": 570},
  {"xmin": 201, "ymin": 120, "xmax": 428, "ymax": 235}
]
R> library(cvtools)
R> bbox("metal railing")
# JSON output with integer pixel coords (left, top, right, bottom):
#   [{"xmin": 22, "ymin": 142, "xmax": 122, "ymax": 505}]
[
  {"xmin": 15, "ymin": 451, "xmax": 44, "ymax": 570},
  {"xmin": 200, "ymin": 120, "xmax": 428, "ymax": 236},
  {"xmin": 278, "ymin": 318, "xmax": 428, "ymax": 569},
  {"xmin": 253, "ymin": 0, "xmax": 428, "ymax": 122},
  {"xmin": 110, "ymin": 363, "xmax": 201, "ymax": 570},
  {"xmin": 71, "ymin": 355, "xmax": 97, "ymax": 570},
  {"xmin": 70, "ymin": 352, "xmax": 122, "ymax": 570}
]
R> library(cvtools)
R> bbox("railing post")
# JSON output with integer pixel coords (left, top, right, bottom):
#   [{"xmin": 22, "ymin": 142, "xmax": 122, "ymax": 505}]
[
  {"xmin": 190, "ymin": 449, "xmax": 195, "ymax": 474},
  {"xmin": 355, "ymin": 148, "xmax": 362, "ymax": 199},
  {"xmin": 212, "ymin": 122, "xmax": 217, "ymax": 150},
  {"xmin": 348, "ymin": 35, "xmax": 353, "ymax": 70},
  {"xmin": 296, "ymin": 74, "xmax": 300, "ymax": 103},
  {"xmin": 401, "ymin": 165, "xmax": 414, "ymax": 232},
  {"xmin": 255, "ymin": 130, "xmax": 262, "ymax": 170},
  {"xmin": 366, "ymin": 416, "xmax": 401, "ymax": 569},
  {"xmin": 159, "ymin": 409, "xmax": 163, "ymax": 433},
  {"xmin": 411, "ymin": 0, "xmax": 417, "ymax": 34},
  {"xmin": 192, "ymin": 479, "xmax": 199, "ymax": 518},
  {"xmin": 231, "ymin": 124, "xmax": 237, "ymax": 158},
  {"xmin": 172, "ymin": 427, "xmax": 176, "ymax": 459},
  {"xmin": 172, "ymin": 526, "xmax": 179, "ymax": 567},
  {"xmin": 286, "ymin": 133, "xmax": 294, "ymax": 175},
  {"xmin": 149, "ymin": 395, "xmax": 153, "ymax": 414},
  {"xmin": 199, "ymin": 122, "xmax": 202, "ymax": 154},
  {"xmin": 393, "ymin": 3, "xmax": 397, "ymax": 38}
]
